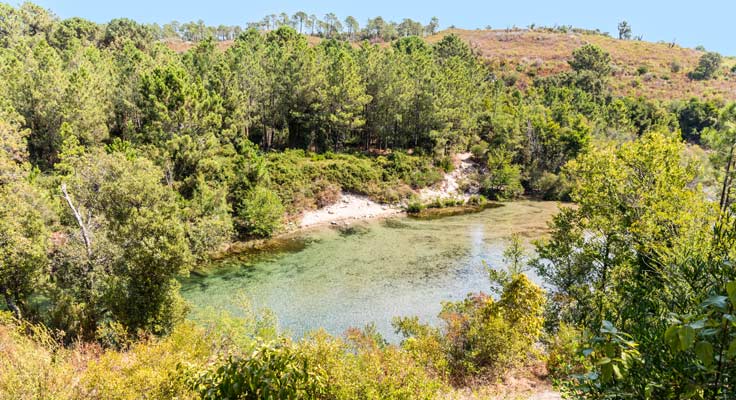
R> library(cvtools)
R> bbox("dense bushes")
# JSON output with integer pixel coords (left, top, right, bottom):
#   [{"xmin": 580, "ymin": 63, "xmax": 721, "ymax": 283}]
[
  {"xmin": 535, "ymin": 130, "xmax": 736, "ymax": 398},
  {"xmin": 266, "ymin": 150, "xmax": 442, "ymax": 213},
  {"xmin": 235, "ymin": 186, "xmax": 284, "ymax": 237},
  {"xmin": 394, "ymin": 274, "xmax": 545, "ymax": 383}
]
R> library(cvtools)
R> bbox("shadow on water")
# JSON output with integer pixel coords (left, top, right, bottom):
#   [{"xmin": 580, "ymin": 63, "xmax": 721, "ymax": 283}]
[{"xmin": 334, "ymin": 223, "xmax": 371, "ymax": 237}]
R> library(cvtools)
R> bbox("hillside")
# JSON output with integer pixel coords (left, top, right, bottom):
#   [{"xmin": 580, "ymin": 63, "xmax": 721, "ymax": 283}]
[
  {"xmin": 433, "ymin": 29, "xmax": 736, "ymax": 101},
  {"xmin": 167, "ymin": 29, "xmax": 736, "ymax": 101}
]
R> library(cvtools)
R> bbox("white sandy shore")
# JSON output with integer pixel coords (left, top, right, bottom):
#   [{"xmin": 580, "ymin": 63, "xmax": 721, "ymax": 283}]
[
  {"xmin": 299, "ymin": 193, "xmax": 403, "ymax": 228},
  {"xmin": 299, "ymin": 152, "xmax": 477, "ymax": 229}
]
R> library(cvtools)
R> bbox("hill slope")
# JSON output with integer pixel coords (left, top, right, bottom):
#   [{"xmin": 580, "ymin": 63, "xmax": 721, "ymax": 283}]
[
  {"xmin": 432, "ymin": 29, "xmax": 736, "ymax": 101},
  {"xmin": 168, "ymin": 29, "xmax": 736, "ymax": 101}
]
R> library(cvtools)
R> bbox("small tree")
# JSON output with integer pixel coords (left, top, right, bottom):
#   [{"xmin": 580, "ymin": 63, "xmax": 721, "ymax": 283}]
[
  {"xmin": 689, "ymin": 51, "xmax": 722, "ymax": 80},
  {"xmin": 568, "ymin": 44, "xmax": 612, "ymax": 76},
  {"xmin": 344, "ymin": 16, "xmax": 359, "ymax": 40},
  {"xmin": 236, "ymin": 186, "xmax": 284, "ymax": 237},
  {"xmin": 617, "ymin": 21, "xmax": 632, "ymax": 40}
]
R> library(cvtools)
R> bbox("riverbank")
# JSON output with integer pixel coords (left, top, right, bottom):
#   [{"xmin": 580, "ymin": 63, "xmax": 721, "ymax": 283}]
[
  {"xmin": 298, "ymin": 193, "xmax": 404, "ymax": 229},
  {"xmin": 294, "ymin": 152, "xmax": 478, "ymax": 230}
]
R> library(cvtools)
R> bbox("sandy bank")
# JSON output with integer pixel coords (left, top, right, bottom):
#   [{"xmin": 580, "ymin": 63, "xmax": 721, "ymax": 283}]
[{"xmin": 299, "ymin": 193, "xmax": 403, "ymax": 228}]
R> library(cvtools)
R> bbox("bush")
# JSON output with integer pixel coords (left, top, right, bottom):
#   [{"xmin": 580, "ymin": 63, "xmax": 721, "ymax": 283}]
[
  {"xmin": 0, "ymin": 313, "xmax": 75, "ymax": 400},
  {"xmin": 545, "ymin": 323, "xmax": 588, "ymax": 380},
  {"xmin": 670, "ymin": 60, "xmax": 682, "ymax": 73},
  {"xmin": 466, "ymin": 194, "xmax": 488, "ymax": 206},
  {"xmin": 406, "ymin": 200, "xmax": 425, "ymax": 214},
  {"xmin": 470, "ymin": 142, "xmax": 489, "ymax": 160},
  {"xmin": 236, "ymin": 186, "xmax": 285, "ymax": 237},
  {"xmin": 533, "ymin": 172, "xmax": 570, "ymax": 200},
  {"xmin": 395, "ymin": 274, "xmax": 546, "ymax": 382},
  {"xmin": 436, "ymin": 156, "xmax": 454, "ymax": 173},
  {"xmin": 688, "ymin": 51, "xmax": 722, "ymax": 80},
  {"xmin": 300, "ymin": 331, "xmax": 446, "ymax": 399},
  {"xmin": 313, "ymin": 180, "xmax": 341, "ymax": 208},
  {"xmin": 193, "ymin": 341, "xmax": 327, "ymax": 400},
  {"xmin": 636, "ymin": 65, "xmax": 648, "ymax": 75}
]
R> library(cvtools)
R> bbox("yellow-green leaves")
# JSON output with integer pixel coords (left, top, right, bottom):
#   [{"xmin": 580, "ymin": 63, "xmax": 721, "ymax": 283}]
[
  {"xmin": 694, "ymin": 341, "xmax": 714, "ymax": 367},
  {"xmin": 727, "ymin": 281, "xmax": 736, "ymax": 308}
]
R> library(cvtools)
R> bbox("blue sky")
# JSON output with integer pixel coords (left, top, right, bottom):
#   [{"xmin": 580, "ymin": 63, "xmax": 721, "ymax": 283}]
[{"xmin": 28, "ymin": 0, "xmax": 736, "ymax": 55}]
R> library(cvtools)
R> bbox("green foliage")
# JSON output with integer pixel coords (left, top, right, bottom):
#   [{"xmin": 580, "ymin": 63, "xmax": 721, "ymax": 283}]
[
  {"xmin": 675, "ymin": 97, "xmax": 720, "ymax": 141},
  {"xmin": 568, "ymin": 44, "xmax": 612, "ymax": 77},
  {"xmin": 480, "ymin": 149, "xmax": 524, "ymax": 200},
  {"xmin": 545, "ymin": 323, "xmax": 588, "ymax": 380},
  {"xmin": 395, "ymin": 274, "xmax": 545, "ymax": 382},
  {"xmin": 0, "ymin": 180, "xmax": 50, "ymax": 319},
  {"xmin": 236, "ymin": 186, "xmax": 285, "ymax": 237},
  {"xmin": 689, "ymin": 51, "xmax": 722, "ymax": 80},
  {"xmin": 194, "ymin": 341, "xmax": 328, "ymax": 400}
]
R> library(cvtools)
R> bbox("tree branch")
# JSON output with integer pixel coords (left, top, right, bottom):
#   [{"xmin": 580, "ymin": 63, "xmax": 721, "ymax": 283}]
[{"xmin": 61, "ymin": 183, "xmax": 92, "ymax": 259}]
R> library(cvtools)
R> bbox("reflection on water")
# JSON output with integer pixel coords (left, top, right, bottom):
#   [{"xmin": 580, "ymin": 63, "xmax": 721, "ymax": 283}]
[{"xmin": 181, "ymin": 200, "xmax": 561, "ymax": 341}]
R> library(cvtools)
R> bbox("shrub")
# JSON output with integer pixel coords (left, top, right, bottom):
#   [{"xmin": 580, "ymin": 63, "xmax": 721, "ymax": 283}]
[
  {"xmin": 307, "ymin": 330, "xmax": 445, "ymax": 399},
  {"xmin": 406, "ymin": 200, "xmax": 425, "ymax": 214},
  {"xmin": 545, "ymin": 323, "xmax": 588, "ymax": 380},
  {"xmin": 436, "ymin": 156, "xmax": 454, "ymax": 173},
  {"xmin": 395, "ymin": 274, "xmax": 546, "ymax": 382},
  {"xmin": 636, "ymin": 65, "xmax": 648, "ymax": 75},
  {"xmin": 470, "ymin": 142, "xmax": 489, "ymax": 160},
  {"xmin": 466, "ymin": 194, "xmax": 488, "ymax": 206},
  {"xmin": 193, "ymin": 341, "xmax": 328, "ymax": 400},
  {"xmin": 533, "ymin": 172, "xmax": 571, "ymax": 200},
  {"xmin": 670, "ymin": 60, "xmax": 682, "ymax": 73},
  {"xmin": 82, "ymin": 322, "xmax": 211, "ymax": 400},
  {"xmin": 0, "ymin": 313, "xmax": 75, "ymax": 400},
  {"xmin": 313, "ymin": 180, "xmax": 341, "ymax": 208},
  {"xmin": 688, "ymin": 51, "xmax": 722, "ymax": 80},
  {"xmin": 236, "ymin": 186, "xmax": 285, "ymax": 237}
]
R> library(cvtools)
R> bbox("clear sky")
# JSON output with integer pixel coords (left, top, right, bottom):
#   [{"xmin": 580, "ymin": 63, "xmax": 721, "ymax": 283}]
[{"xmin": 27, "ymin": 0, "xmax": 736, "ymax": 55}]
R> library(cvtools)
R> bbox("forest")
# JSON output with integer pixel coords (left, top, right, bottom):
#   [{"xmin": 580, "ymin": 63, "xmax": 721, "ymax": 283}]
[{"xmin": 0, "ymin": 2, "xmax": 735, "ymax": 399}]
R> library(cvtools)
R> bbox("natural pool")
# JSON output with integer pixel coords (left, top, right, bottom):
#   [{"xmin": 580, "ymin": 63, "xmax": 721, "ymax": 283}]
[{"xmin": 181, "ymin": 201, "xmax": 560, "ymax": 341}]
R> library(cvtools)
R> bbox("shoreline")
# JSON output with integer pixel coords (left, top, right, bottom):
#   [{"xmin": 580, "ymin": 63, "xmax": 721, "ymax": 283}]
[{"xmin": 296, "ymin": 193, "xmax": 405, "ymax": 229}]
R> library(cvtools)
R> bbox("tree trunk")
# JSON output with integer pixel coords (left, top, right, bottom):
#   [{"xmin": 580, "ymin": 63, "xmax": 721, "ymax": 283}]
[
  {"xmin": 719, "ymin": 144, "xmax": 735, "ymax": 212},
  {"xmin": 1, "ymin": 286, "xmax": 21, "ymax": 319},
  {"xmin": 61, "ymin": 183, "xmax": 92, "ymax": 259}
]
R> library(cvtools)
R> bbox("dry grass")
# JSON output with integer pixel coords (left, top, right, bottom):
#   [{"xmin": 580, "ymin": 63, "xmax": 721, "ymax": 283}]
[
  {"xmin": 443, "ymin": 362, "xmax": 560, "ymax": 400},
  {"xmin": 430, "ymin": 29, "xmax": 736, "ymax": 101}
]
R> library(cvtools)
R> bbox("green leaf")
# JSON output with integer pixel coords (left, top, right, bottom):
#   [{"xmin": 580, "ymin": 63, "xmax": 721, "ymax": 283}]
[
  {"xmin": 600, "ymin": 320, "xmax": 617, "ymax": 334},
  {"xmin": 694, "ymin": 341, "xmax": 714, "ymax": 367},
  {"xmin": 612, "ymin": 363, "xmax": 623, "ymax": 379},
  {"xmin": 678, "ymin": 326, "xmax": 696, "ymax": 351},
  {"xmin": 600, "ymin": 362, "xmax": 613, "ymax": 383},
  {"xmin": 727, "ymin": 281, "xmax": 736, "ymax": 308},
  {"xmin": 728, "ymin": 339, "xmax": 736, "ymax": 359},
  {"xmin": 665, "ymin": 325, "xmax": 680, "ymax": 351},
  {"xmin": 596, "ymin": 357, "xmax": 612, "ymax": 366},
  {"xmin": 701, "ymin": 295, "xmax": 728, "ymax": 310}
]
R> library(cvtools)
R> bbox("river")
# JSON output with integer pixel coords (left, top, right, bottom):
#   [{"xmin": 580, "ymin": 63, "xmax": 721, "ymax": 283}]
[{"xmin": 181, "ymin": 200, "xmax": 560, "ymax": 341}]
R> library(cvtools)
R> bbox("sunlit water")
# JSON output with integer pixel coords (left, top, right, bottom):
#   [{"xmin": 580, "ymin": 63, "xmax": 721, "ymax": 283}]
[{"xmin": 181, "ymin": 201, "xmax": 560, "ymax": 341}]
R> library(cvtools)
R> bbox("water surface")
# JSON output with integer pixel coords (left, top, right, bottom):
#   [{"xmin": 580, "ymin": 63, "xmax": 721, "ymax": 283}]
[{"xmin": 182, "ymin": 201, "xmax": 559, "ymax": 341}]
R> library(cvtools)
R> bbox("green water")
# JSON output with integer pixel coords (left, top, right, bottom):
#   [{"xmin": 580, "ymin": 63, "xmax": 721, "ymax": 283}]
[{"xmin": 182, "ymin": 201, "xmax": 559, "ymax": 341}]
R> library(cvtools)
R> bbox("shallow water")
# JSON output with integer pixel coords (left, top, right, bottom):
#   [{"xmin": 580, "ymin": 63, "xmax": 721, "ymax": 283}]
[{"xmin": 181, "ymin": 201, "xmax": 560, "ymax": 341}]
